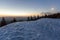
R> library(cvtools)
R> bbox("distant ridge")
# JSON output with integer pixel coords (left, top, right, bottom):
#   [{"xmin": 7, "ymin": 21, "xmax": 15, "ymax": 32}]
[{"xmin": 42, "ymin": 12, "xmax": 60, "ymax": 18}]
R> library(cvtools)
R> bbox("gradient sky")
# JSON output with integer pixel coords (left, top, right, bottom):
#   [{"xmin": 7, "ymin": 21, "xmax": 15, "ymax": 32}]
[{"xmin": 0, "ymin": 0, "xmax": 60, "ymax": 16}]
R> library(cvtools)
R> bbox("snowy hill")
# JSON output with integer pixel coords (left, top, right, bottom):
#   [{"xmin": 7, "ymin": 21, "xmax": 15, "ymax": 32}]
[{"xmin": 0, "ymin": 18, "xmax": 60, "ymax": 40}]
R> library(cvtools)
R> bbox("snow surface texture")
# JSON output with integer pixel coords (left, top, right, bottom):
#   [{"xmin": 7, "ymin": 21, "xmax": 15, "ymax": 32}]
[{"xmin": 0, "ymin": 18, "xmax": 60, "ymax": 40}]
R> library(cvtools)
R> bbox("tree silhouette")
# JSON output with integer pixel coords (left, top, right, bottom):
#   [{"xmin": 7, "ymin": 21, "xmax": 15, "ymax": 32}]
[
  {"xmin": 11, "ymin": 18, "xmax": 16, "ymax": 23},
  {"xmin": 0, "ymin": 17, "xmax": 6, "ymax": 26},
  {"xmin": 37, "ymin": 15, "xmax": 40, "ymax": 19},
  {"xmin": 30, "ymin": 16, "xmax": 33, "ymax": 20},
  {"xmin": 44, "ymin": 14, "xmax": 47, "ymax": 18},
  {"xmin": 27, "ymin": 16, "xmax": 30, "ymax": 21},
  {"xmin": 33, "ymin": 16, "xmax": 37, "ymax": 20},
  {"xmin": 13, "ymin": 18, "xmax": 16, "ymax": 22}
]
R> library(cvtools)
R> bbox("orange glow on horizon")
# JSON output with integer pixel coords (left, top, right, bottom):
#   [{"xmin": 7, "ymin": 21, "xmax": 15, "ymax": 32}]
[
  {"xmin": 0, "ymin": 13, "xmax": 43, "ymax": 17},
  {"xmin": 0, "ymin": 9, "xmax": 43, "ymax": 17}
]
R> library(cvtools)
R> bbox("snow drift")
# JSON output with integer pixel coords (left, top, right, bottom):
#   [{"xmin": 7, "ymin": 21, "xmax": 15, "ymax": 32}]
[{"xmin": 0, "ymin": 18, "xmax": 60, "ymax": 40}]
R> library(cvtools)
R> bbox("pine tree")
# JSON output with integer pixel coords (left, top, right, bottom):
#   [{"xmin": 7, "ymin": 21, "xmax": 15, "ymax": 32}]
[
  {"xmin": 37, "ymin": 15, "xmax": 40, "ymax": 19},
  {"xmin": 11, "ymin": 18, "xmax": 16, "ymax": 23},
  {"xmin": 45, "ymin": 14, "xmax": 47, "ymax": 18},
  {"xmin": 30, "ymin": 16, "xmax": 33, "ymax": 20},
  {"xmin": 27, "ymin": 17, "xmax": 30, "ymax": 21},
  {"xmin": 33, "ymin": 16, "xmax": 36, "ymax": 20},
  {"xmin": 13, "ymin": 18, "xmax": 16, "ymax": 22},
  {"xmin": 1, "ymin": 17, "xmax": 6, "ymax": 26}
]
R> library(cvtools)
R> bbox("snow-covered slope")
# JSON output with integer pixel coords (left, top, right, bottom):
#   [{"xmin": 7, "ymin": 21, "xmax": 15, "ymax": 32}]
[{"xmin": 0, "ymin": 18, "xmax": 60, "ymax": 40}]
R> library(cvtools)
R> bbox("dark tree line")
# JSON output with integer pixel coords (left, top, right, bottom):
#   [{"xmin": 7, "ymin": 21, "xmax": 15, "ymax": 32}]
[
  {"xmin": 41, "ymin": 13, "xmax": 60, "ymax": 18},
  {"xmin": 0, "ymin": 17, "xmax": 6, "ymax": 26},
  {"xmin": 0, "ymin": 16, "xmax": 41, "ymax": 27},
  {"xmin": 27, "ymin": 12, "xmax": 60, "ymax": 21},
  {"xmin": 27, "ymin": 15, "xmax": 40, "ymax": 21},
  {"xmin": 0, "ymin": 17, "xmax": 17, "ymax": 27},
  {"xmin": 0, "ymin": 13, "xmax": 60, "ymax": 27}
]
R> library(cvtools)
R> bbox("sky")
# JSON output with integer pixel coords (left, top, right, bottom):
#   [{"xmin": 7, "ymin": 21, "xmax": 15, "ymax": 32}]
[{"xmin": 0, "ymin": 0, "xmax": 60, "ymax": 16}]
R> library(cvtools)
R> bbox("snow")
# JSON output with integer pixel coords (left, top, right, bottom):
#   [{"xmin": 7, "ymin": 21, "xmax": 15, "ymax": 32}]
[{"xmin": 0, "ymin": 18, "xmax": 60, "ymax": 40}]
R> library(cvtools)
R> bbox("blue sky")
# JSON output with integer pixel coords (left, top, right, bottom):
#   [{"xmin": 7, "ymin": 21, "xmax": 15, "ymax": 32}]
[{"xmin": 0, "ymin": 0, "xmax": 60, "ymax": 16}]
